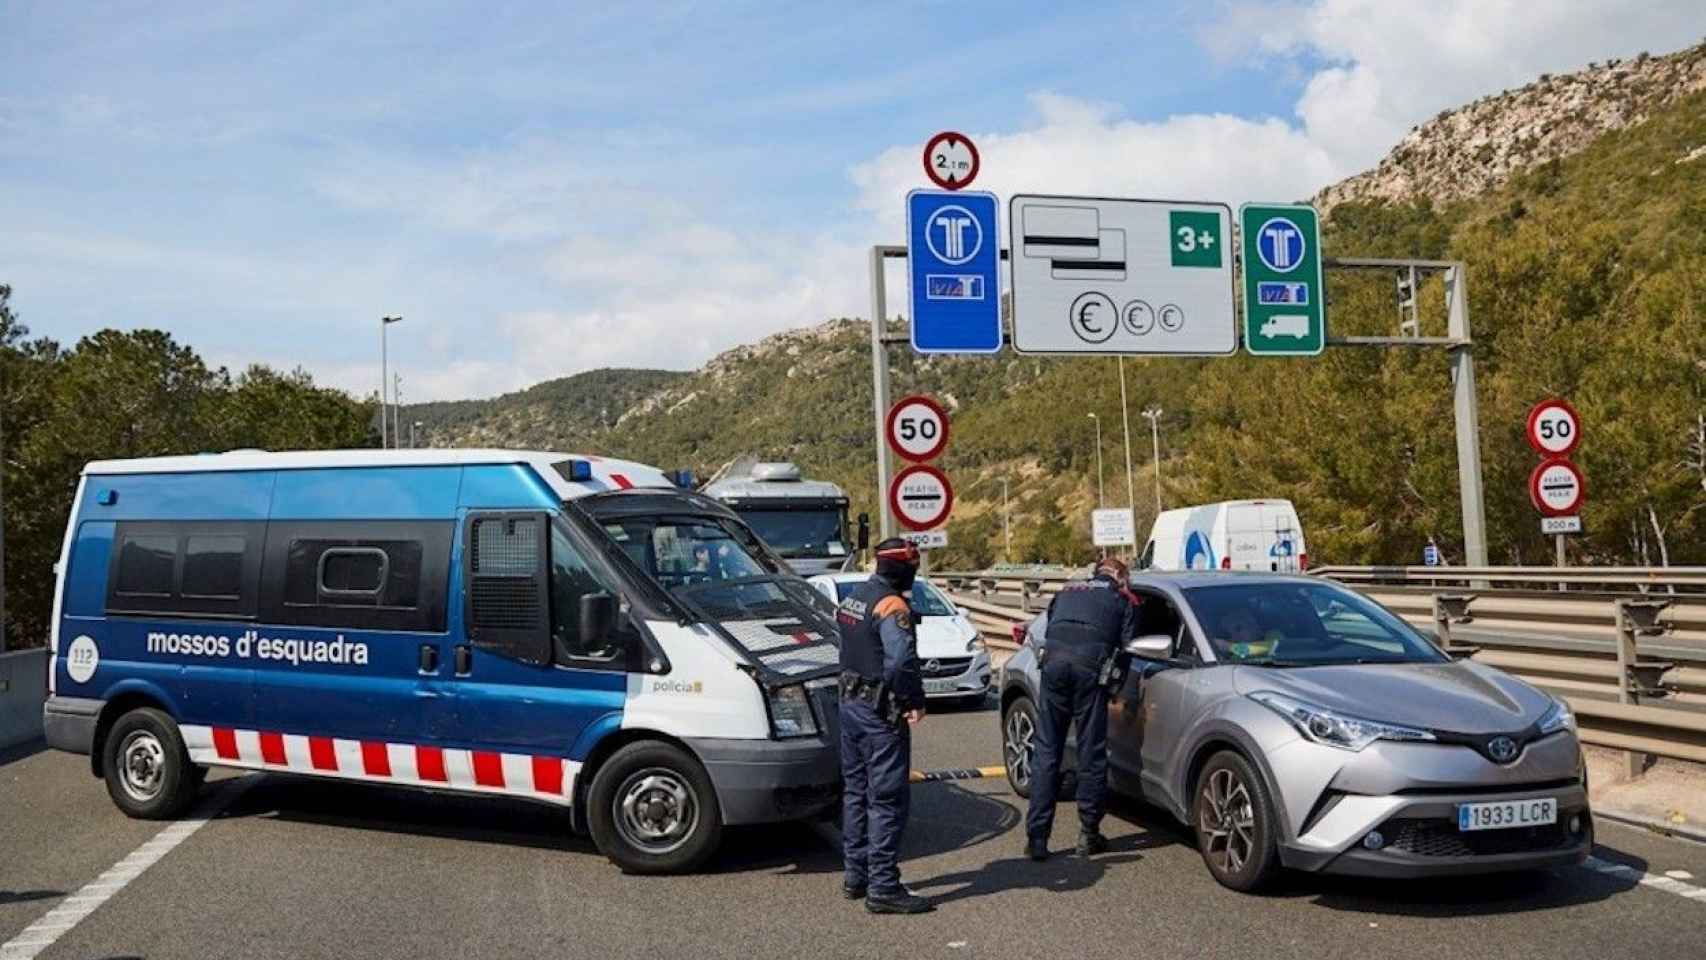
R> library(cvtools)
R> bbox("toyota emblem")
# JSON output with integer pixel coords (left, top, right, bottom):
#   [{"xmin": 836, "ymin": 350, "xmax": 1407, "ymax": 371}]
[
  {"xmin": 1487, "ymin": 736, "xmax": 1520, "ymax": 763},
  {"xmin": 924, "ymin": 659, "xmax": 940, "ymax": 674}
]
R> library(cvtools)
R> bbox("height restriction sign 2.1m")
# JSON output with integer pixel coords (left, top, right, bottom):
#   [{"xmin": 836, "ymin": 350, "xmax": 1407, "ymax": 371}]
[{"xmin": 1240, "ymin": 203, "xmax": 1325, "ymax": 356}]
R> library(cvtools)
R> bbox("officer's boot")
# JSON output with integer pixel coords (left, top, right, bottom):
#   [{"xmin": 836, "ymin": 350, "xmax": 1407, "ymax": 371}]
[
  {"xmin": 1075, "ymin": 830, "xmax": 1109, "ymax": 856},
  {"xmin": 865, "ymin": 888, "xmax": 935, "ymax": 915},
  {"xmin": 1025, "ymin": 837, "xmax": 1049, "ymax": 862}
]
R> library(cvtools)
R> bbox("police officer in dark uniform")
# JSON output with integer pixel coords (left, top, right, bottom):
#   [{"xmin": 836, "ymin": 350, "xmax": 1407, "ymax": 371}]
[
  {"xmin": 1024, "ymin": 556, "xmax": 1141, "ymax": 860},
  {"xmin": 837, "ymin": 538, "xmax": 933, "ymax": 914}
]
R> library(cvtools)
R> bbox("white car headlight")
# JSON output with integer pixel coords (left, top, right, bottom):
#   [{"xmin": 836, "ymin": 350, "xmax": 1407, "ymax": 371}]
[
  {"xmin": 1538, "ymin": 697, "xmax": 1575, "ymax": 735},
  {"xmin": 767, "ymin": 684, "xmax": 819, "ymax": 738},
  {"xmin": 1249, "ymin": 691, "xmax": 1436, "ymax": 752}
]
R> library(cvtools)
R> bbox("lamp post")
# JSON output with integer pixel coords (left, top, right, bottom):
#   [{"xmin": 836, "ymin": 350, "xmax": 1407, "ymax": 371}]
[
  {"xmin": 1141, "ymin": 405, "xmax": 1164, "ymax": 513},
  {"xmin": 1117, "ymin": 357, "xmax": 1137, "ymax": 515},
  {"xmin": 380, "ymin": 315, "xmax": 402, "ymax": 448},
  {"xmin": 392, "ymin": 374, "xmax": 403, "ymax": 453},
  {"xmin": 411, "ymin": 420, "xmax": 422, "ymax": 449},
  {"xmin": 1087, "ymin": 413, "xmax": 1105, "ymax": 508},
  {"xmin": 1002, "ymin": 476, "xmax": 1011, "ymax": 563}
]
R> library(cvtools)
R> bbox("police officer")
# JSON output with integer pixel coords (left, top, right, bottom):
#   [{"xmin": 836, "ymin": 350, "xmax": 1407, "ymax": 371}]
[
  {"xmin": 837, "ymin": 538, "xmax": 933, "ymax": 915},
  {"xmin": 1024, "ymin": 556, "xmax": 1141, "ymax": 860}
]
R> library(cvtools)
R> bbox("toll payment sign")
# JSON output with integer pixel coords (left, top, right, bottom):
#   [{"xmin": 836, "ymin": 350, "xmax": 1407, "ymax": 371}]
[
  {"xmin": 1529, "ymin": 458, "xmax": 1585, "ymax": 517},
  {"xmin": 889, "ymin": 464, "xmax": 954, "ymax": 531},
  {"xmin": 886, "ymin": 394, "xmax": 950, "ymax": 462}
]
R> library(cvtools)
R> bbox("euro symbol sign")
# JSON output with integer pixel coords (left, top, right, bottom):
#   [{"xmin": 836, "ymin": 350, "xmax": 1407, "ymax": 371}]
[{"xmin": 1070, "ymin": 292, "xmax": 1117, "ymax": 344}]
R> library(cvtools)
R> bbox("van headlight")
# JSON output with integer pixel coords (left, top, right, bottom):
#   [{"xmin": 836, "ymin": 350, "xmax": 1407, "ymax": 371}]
[
  {"xmin": 1249, "ymin": 691, "xmax": 1436, "ymax": 752},
  {"xmin": 1538, "ymin": 697, "xmax": 1575, "ymax": 735},
  {"xmin": 767, "ymin": 684, "xmax": 819, "ymax": 738}
]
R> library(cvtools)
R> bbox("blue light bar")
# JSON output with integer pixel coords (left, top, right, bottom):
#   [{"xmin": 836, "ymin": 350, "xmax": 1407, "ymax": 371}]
[
  {"xmin": 673, "ymin": 469, "xmax": 696, "ymax": 488},
  {"xmin": 564, "ymin": 460, "xmax": 594, "ymax": 482}
]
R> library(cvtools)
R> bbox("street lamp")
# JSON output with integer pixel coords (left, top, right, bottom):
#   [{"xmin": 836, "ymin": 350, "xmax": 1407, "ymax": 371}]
[
  {"xmin": 1141, "ymin": 405, "xmax": 1164, "ymax": 513},
  {"xmin": 380, "ymin": 315, "xmax": 403, "ymax": 448},
  {"xmin": 1087, "ymin": 413, "xmax": 1105, "ymax": 508},
  {"xmin": 411, "ymin": 420, "xmax": 423, "ymax": 449},
  {"xmin": 392, "ymin": 374, "xmax": 403, "ymax": 454},
  {"xmin": 967, "ymin": 472, "xmax": 1015, "ymax": 564},
  {"xmin": 1117, "ymin": 358, "xmax": 1137, "ymax": 515}
]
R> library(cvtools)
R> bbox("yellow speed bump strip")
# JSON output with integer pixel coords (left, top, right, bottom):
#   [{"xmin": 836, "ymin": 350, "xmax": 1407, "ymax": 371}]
[{"xmin": 910, "ymin": 765, "xmax": 1006, "ymax": 783}]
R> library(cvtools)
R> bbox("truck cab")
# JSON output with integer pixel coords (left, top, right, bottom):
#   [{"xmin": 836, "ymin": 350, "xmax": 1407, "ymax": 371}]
[{"xmin": 700, "ymin": 462, "xmax": 856, "ymax": 576}]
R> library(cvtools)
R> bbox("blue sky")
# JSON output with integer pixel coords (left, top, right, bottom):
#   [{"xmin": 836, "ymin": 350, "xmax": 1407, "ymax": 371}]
[{"xmin": 4, "ymin": 1, "xmax": 1701, "ymax": 400}]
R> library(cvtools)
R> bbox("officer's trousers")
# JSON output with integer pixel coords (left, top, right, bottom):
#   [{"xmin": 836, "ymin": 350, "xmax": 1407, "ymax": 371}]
[
  {"xmin": 1025, "ymin": 654, "xmax": 1110, "ymax": 844},
  {"xmin": 840, "ymin": 699, "xmax": 912, "ymax": 895}
]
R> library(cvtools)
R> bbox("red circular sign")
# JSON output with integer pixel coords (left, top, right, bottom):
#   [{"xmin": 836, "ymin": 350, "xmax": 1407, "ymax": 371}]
[
  {"xmin": 885, "ymin": 394, "xmax": 950, "ymax": 462},
  {"xmin": 889, "ymin": 464, "xmax": 954, "ymax": 531},
  {"xmin": 1529, "ymin": 457, "xmax": 1585, "ymax": 517},
  {"xmin": 922, "ymin": 131, "xmax": 980, "ymax": 190},
  {"xmin": 1525, "ymin": 398, "xmax": 1582, "ymax": 457}
]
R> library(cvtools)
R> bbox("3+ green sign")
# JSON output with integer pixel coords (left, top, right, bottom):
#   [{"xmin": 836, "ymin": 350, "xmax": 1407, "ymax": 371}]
[{"xmin": 1239, "ymin": 203, "xmax": 1325, "ymax": 356}]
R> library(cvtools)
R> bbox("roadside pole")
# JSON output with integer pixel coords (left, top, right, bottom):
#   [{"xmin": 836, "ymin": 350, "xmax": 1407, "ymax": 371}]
[
  {"xmin": 1446, "ymin": 264, "xmax": 1490, "ymax": 568},
  {"xmin": 869, "ymin": 246, "xmax": 896, "ymax": 540},
  {"xmin": 1118, "ymin": 358, "xmax": 1136, "ymax": 522}
]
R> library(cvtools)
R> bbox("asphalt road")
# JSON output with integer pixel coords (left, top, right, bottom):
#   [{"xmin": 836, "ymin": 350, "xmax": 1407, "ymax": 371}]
[{"xmin": 5, "ymin": 706, "xmax": 1706, "ymax": 960}]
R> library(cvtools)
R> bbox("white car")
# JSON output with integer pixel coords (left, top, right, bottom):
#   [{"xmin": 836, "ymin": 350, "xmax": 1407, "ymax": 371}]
[{"xmin": 808, "ymin": 573, "xmax": 992, "ymax": 706}]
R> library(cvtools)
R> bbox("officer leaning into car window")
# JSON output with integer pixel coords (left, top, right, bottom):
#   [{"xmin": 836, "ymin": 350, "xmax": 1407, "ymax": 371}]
[
  {"xmin": 836, "ymin": 538, "xmax": 933, "ymax": 915},
  {"xmin": 1024, "ymin": 555, "xmax": 1142, "ymax": 861}
]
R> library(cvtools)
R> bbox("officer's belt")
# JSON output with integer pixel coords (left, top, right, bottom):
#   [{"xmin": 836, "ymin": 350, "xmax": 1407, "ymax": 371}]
[{"xmin": 840, "ymin": 671, "xmax": 884, "ymax": 705}]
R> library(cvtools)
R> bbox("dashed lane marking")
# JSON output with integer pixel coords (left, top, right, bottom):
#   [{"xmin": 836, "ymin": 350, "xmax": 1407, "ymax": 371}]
[
  {"xmin": 0, "ymin": 777, "xmax": 253, "ymax": 960},
  {"xmin": 1584, "ymin": 856, "xmax": 1706, "ymax": 903}
]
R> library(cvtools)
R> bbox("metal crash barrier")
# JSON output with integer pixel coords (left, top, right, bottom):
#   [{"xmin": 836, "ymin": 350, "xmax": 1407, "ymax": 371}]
[{"xmin": 940, "ymin": 564, "xmax": 1706, "ymax": 768}]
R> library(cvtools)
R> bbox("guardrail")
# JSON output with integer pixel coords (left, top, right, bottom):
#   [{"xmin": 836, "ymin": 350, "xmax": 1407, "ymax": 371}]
[{"xmin": 940, "ymin": 564, "xmax": 1706, "ymax": 768}]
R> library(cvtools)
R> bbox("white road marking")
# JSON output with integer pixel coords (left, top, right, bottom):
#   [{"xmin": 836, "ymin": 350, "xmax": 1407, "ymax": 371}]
[
  {"xmin": 0, "ymin": 778, "xmax": 251, "ymax": 960},
  {"xmin": 1584, "ymin": 855, "xmax": 1706, "ymax": 905}
]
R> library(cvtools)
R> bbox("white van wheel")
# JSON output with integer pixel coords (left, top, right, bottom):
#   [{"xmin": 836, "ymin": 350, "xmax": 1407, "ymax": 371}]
[{"xmin": 588, "ymin": 741, "xmax": 722, "ymax": 874}]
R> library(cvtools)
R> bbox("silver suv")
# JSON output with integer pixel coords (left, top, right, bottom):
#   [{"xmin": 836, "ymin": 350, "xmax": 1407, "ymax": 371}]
[{"xmin": 999, "ymin": 573, "xmax": 1591, "ymax": 891}]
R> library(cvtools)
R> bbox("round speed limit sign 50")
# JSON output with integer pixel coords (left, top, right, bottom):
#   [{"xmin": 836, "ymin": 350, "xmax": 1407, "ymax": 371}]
[
  {"xmin": 1526, "ymin": 398, "xmax": 1581, "ymax": 456},
  {"xmin": 886, "ymin": 394, "xmax": 950, "ymax": 462}
]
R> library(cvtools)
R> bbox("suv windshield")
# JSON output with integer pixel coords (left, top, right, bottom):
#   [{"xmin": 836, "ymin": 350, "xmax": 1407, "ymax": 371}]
[
  {"xmin": 1185, "ymin": 582, "xmax": 1447, "ymax": 665},
  {"xmin": 737, "ymin": 508, "xmax": 846, "ymax": 559}
]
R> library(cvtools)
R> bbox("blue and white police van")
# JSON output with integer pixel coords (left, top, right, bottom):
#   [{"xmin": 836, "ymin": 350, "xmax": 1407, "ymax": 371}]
[{"xmin": 41, "ymin": 449, "xmax": 844, "ymax": 873}]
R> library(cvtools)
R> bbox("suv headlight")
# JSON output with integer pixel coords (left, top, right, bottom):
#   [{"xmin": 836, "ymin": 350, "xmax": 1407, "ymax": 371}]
[
  {"xmin": 1249, "ymin": 691, "xmax": 1436, "ymax": 752},
  {"xmin": 1538, "ymin": 697, "xmax": 1575, "ymax": 735},
  {"xmin": 767, "ymin": 684, "xmax": 819, "ymax": 738}
]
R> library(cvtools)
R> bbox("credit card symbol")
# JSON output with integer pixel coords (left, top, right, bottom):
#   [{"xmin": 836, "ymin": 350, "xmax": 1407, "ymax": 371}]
[
  {"xmin": 926, "ymin": 275, "xmax": 985, "ymax": 300},
  {"xmin": 1257, "ymin": 282, "xmax": 1309, "ymax": 305}
]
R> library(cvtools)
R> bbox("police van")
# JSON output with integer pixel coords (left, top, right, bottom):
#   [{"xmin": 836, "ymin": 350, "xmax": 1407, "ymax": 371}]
[{"xmin": 41, "ymin": 449, "xmax": 844, "ymax": 873}]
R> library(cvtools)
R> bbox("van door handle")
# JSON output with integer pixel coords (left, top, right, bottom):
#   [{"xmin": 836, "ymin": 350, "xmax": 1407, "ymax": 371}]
[
  {"xmin": 454, "ymin": 644, "xmax": 472, "ymax": 676},
  {"xmin": 419, "ymin": 645, "xmax": 438, "ymax": 674}
]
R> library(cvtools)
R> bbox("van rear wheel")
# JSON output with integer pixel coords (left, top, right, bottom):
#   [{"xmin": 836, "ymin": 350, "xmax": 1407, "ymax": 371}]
[
  {"xmin": 103, "ymin": 708, "xmax": 199, "ymax": 820},
  {"xmin": 587, "ymin": 741, "xmax": 722, "ymax": 874}
]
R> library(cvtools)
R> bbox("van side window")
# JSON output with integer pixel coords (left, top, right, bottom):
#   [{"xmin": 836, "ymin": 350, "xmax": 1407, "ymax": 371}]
[
  {"xmin": 182, "ymin": 535, "xmax": 246, "ymax": 599},
  {"xmin": 107, "ymin": 522, "xmax": 263, "ymax": 619},
  {"xmin": 550, "ymin": 523, "xmax": 622, "ymax": 663},
  {"xmin": 115, "ymin": 534, "xmax": 177, "ymax": 597},
  {"xmin": 260, "ymin": 521, "xmax": 450, "ymax": 632}
]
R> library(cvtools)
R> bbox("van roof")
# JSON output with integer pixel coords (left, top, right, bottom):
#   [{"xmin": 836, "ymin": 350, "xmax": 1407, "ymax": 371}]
[{"xmin": 82, "ymin": 448, "xmax": 675, "ymax": 500}]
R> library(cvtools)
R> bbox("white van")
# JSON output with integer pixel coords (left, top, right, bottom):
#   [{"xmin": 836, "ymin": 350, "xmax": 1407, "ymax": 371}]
[{"xmin": 1136, "ymin": 500, "xmax": 1307, "ymax": 572}]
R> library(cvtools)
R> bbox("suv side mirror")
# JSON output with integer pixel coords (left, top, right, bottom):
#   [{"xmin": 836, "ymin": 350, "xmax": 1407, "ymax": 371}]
[
  {"xmin": 1124, "ymin": 634, "xmax": 1174, "ymax": 659},
  {"xmin": 579, "ymin": 593, "xmax": 618, "ymax": 648},
  {"xmin": 856, "ymin": 512, "xmax": 871, "ymax": 551}
]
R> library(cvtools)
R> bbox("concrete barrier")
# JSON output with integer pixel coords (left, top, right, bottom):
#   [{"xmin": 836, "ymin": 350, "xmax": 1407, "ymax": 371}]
[{"xmin": 1, "ymin": 647, "xmax": 49, "ymax": 749}]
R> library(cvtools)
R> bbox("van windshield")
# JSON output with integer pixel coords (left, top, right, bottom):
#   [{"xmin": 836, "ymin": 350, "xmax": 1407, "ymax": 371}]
[{"xmin": 599, "ymin": 515, "xmax": 782, "ymax": 589}]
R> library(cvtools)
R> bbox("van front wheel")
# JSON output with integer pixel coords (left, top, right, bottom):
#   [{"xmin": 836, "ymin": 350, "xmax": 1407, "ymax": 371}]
[
  {"xmin": 587, "ymin": 741, "xmax": 722, "ymax": 874},
  {"xmin": 103, "ymin": 707, "xmax": 199, "ymax": 820}
]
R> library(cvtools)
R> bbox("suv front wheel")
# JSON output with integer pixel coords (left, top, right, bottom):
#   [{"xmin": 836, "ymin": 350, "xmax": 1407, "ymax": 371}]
[{"xmin": 1193, "ymin": 750, "xmax": 1280, "ymax": 891}]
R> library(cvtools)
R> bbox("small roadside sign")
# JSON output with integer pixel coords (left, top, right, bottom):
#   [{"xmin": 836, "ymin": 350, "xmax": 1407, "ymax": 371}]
[
  {"xmin": 1240, "ymin": 203, "xmax": 1326, "ymax": 356},
  {"xmin": 907, "ymin": 189, "xmax": 1002, "ymax": 354},
  {"xmin": 886, "ymin": 395, "xmax": 950, "ymax": 462},
  {"xmin": 1529, "ymin": 458, "xmax": 1585, "ymax": 517},
  {"xmin": 1423, "ymin": 543, "xmax": 1440, "ymax": 566},
  {"xmin": 1526, "ymin": 399, "xmax": 1581, "ymax": 457},
  {"xmin": 922, "ymin": 131, "xmax": 980, "ymax": 190},
  {"xmin": 1008, "ymin": 194, "xmax": 1236, "ymax": 355},
  {"xmin": 901, "ymin": 530, "xmax": 949, "ymax": 550},
  {"xmin": 1541, "ymin": 516, "xmax": 1583, "ymax": 535},
  {"xmin": 1091, "ymin": 508, "xmax": 1136, "ymax": 547},
  {"xmin": 889, "ymin": 464, "xmax": 954, "ymax": 531}
]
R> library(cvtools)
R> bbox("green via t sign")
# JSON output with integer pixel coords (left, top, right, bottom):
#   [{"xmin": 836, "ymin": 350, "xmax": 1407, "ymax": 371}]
[{"xmin": 1239, "ymin": 203, "xmax": 1325, "ymax": 356}]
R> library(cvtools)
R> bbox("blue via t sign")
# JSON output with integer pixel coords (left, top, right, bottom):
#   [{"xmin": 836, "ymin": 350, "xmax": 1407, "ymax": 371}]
[{"xmin": 907, "ymin": 189, "xmax": 1002, "ymax": 354}]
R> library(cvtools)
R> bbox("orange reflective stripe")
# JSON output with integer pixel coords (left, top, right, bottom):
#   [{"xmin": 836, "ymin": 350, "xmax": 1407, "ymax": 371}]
[{"xmin": 874, "ymin": 596, "xmax": 909, "ymax": 619}]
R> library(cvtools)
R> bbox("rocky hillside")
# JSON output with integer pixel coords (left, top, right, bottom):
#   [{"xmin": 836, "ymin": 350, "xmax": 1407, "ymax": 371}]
[
  {"xmin": 409, "ymin": 47, "xmax": 1706, "ymax": 570},
  {"xmin": 1318, "ymin": 43, "xmax": 1706, "ymax": 212}
]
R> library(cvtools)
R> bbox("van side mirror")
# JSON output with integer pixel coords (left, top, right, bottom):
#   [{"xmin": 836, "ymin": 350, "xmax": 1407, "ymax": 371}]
[
  {"xmin": 1124, "ymin": 634, "xmax": 1174, "ymax": 659},
  {"xmin": 856, "ymin": 513, "xmax": 871, "ymax": 551},
  {"xmin": 579, "ymin": 593, "xmax": 618, "ymax": 648}
]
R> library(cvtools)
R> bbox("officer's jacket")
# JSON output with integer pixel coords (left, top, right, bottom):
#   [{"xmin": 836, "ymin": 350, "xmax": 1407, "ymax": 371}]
[
  {"xmin": 836, "ymin": 576, "xmax": 925, "ymax": 708},
  {"xmin": 1043, "ymin": 573, "xmax": 1141, "ymax": 666}
]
